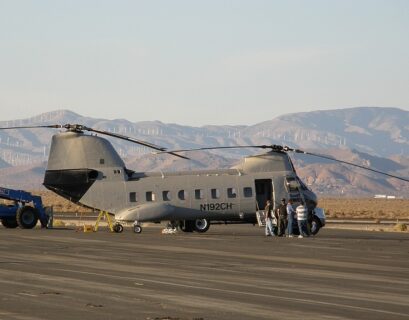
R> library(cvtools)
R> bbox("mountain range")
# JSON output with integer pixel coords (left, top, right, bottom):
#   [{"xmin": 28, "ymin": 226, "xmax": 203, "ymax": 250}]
[{"xmin": 1, "ymin": 107, "xmax": 408, "ymax": 197}]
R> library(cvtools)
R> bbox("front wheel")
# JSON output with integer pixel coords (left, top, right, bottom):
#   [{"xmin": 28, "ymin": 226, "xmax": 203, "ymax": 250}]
[
  {"xmin": 16, "ymin": 206, "xmax": 39, "ymax": 229},
  {"xmin": 133, "ymin": 225, "xmax": 142, "ymax": 233},
  {"xmin": 193, "ymin": 219, "xmax": 210, "ymax": 233},
  {"xmin": 310, "ymin": 216, "xmax": 322, "ymax": 235}
]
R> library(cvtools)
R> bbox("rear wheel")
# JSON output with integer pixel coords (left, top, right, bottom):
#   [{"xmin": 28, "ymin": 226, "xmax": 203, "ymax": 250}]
[
  {"xmin": 16, "ymin": 206, "xmax": 38, "ymax": 229},
  {"xmin": 113, "ymin": 224, "xmax": 124, "ymax": 233},
  {"xmin": 1, "ymin": 218, "xmax": 18, "ymax": 228},
  {"xmin": 193, "ymin": 219, "xmax": 210, "ymax": 233},
  {"xmin": 310, "ymin": 216, "xmax": 322, "ymax": 235}
]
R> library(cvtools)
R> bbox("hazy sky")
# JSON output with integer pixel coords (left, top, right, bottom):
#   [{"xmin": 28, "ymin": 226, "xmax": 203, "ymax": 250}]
[{"xmin": 1, "ymin": 0, "xmax": 408, "ymax": 126}]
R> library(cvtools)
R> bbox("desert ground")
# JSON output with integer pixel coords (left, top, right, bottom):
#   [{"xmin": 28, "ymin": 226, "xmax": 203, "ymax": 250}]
[
  {"xmin": 7, "ymin": 191, "xmax": 407, "ymax": 220},
  {"xmin": 318, "ymin": 198, "xmax": 409, "ymax": 220}
]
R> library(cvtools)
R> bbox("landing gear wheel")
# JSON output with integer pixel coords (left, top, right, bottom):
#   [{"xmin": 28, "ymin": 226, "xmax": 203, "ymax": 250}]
[
  {"xmin": 193, "ymin": 219, "xmax": 210, "ymax": 233},
  {"xmin": 133, "ymin": 225, "xmax": 142, "ymax": 233},
  {"xmin": 1, "ymin": 218, "xmax": 18, "ymax": 228},
  {"xmin": 113, "ymin": 224, "xmax": 124, "ymax": 233},
  {"xmin": 310, "ymin": 216, "xmax": 322, "ymax": 235},
  {"xmin": 16, "ymin": 206, "xmax": 39, "ymax": 229}
]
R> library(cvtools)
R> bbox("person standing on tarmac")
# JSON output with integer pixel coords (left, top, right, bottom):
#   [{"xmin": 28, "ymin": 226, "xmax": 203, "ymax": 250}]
[
  {"xmin": 296, "ymin": 202, "xmax": 309, "ymax": 238},
  {"xmin": 264, "ymin": 200, "xmax": 275, "ymax": 237},
  {"xmin": 286, "ymin": 199, "xmax": 295, "ymax": 237},
  {"xmin": 277, "ymin": 198, "xmax": 288, "ymax": 236}
]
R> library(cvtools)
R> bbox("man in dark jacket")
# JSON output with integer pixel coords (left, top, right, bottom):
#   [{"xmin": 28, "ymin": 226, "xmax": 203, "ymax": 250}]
[{"xmin": 276, "ymin": 198, "xmax": 288, "ymax": 236}]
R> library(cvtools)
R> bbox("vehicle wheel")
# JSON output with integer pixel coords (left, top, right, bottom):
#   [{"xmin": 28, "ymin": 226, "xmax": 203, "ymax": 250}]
[
  {"xmin": 180, "ymin": 220, "xmax": 194, "ymax": 232},
  {"xmin": 113, "ymin": 224, "xmax": 124, "ymax": 233},
  {"xmin": 1, "ymin": 218, "xmax": 18, "ymax": 228},
  {"xmin": 133, "ymin": 225, "xmax": 142, "ymax": 233},
  {"xmin": 16, "ymin": 206, "xmax": 38, "ymax": 229},
  {"xmin": 193, "ymin": 218, "xmax": 210, "ymax": 233},
  {"xmin": 310, "ymin": 216, "xmax": 322, "ymax": 235}
]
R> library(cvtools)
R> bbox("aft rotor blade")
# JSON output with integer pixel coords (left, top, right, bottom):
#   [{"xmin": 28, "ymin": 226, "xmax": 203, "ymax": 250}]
[
  {"xmin": 0, "ymin": 124, "xmax": 62, "ymax": 130},
  {"xmin": 292, "ymin": 148, "xmax": 409, "ymax": 183},
  {"xmin": 83, "ymin": 127, "xmax": 190, "ymax": 160},
  {"xmin": 0, "ymin": 123, "xmax": 189, "ymax": 160}
]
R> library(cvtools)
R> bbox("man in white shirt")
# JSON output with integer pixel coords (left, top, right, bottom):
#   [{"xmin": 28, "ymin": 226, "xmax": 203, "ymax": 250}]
[{"xmin": 264, "ymin": 200, "xmax": 275, "ymax": 237}]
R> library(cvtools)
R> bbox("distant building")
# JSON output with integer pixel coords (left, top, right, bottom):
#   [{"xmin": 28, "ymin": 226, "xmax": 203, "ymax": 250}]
[{"xmin": 374, "ymin": 194, "xmax": 397, "ymax": 199}]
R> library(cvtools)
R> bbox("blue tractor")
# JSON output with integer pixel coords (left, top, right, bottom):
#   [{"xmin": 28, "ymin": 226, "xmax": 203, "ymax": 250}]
[{"xmin": 0, "ymin": 187, "xmax": 49, "ymax": 229}]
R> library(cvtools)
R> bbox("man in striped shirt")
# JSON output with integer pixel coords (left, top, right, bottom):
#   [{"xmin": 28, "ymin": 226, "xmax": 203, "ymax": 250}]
[{"xmin": 296, "ymin": 203, "xmax": 309, "ymax": 238}]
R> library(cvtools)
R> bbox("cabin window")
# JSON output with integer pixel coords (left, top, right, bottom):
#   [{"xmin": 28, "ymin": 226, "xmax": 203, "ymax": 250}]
[
  {"xmin": 178, "ymin": 190, "xmax": 187, "ymax": 201},
  {"xmin": 129, "ymin": 192, "xmax": 137, "ymax": 203},
  {"xmin": 100, "ymin": 159, "xmax": 105, "ymax": 164},
  {"xmin": 211, "ymin": 188, "xmax": 220, "ymax": 199},
  {"xmin": 243, "ymin": 187, "xmax": 253, "ymax": 198},
  {"xmin": 146, "ymin": 191, "xmax": 155, "ymax": 202},
  {"xmin": 162, "ymin": 190, "xmax": 171, "ymax": 201},
  {"xmin": 195, "ymin": 189, "xmax": 204, "ymax": 199},
  {"xmin": 227, "ymin": 188, "xmax": 237, "ymax": 198}
]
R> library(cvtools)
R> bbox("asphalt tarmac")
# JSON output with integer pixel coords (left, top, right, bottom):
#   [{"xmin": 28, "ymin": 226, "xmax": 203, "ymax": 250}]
[{"xmin": 0, "ymin": 225, "xmax": 408, "ymax": 320}]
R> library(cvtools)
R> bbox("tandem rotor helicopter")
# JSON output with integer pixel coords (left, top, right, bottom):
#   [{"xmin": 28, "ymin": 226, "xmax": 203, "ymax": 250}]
[{"xmin": 1, "ymin": 123, "xmax": 408, "ymax": 234}]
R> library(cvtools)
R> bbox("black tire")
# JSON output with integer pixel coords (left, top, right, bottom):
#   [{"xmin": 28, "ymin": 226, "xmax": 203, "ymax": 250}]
[
  {"xmin": 310, "ymin": 216, "xmax": 322, "ymax": 235},
  {"xmin": 133, "ymin": 225, "xmax": 142, "ymax": 233},
  {"xmin": 1, "ymin": 218, "xmax": 18, "ymax": 228},
  {"xmin": 16, "ymin": 206, "xmax": 38, "ymax": 229},
  {"xmin": 180, "ymin": 220, "xmax": 194, "ymax": 232},
  {"xmin": 193, "ymin": 219, "xmax": 210, "ymax": 233},
  {"xmin": 113, "ymin": 224, "xmax": 124, "ymax": 233}
]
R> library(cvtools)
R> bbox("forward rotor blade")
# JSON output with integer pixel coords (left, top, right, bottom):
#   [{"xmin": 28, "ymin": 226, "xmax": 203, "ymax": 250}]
[
  {"xmin": 154, "ymin": 144, "xmax": 286, "ymax": 154},
  {"xmin": 292, "ymin": 148, "xmax": 409, "ymax": 183}
]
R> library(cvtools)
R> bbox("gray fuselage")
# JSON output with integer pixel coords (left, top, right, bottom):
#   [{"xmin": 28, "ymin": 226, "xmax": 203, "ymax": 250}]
[{"xmin": 43, "ymin": 131, "xmax": 317, "ymax": 223}]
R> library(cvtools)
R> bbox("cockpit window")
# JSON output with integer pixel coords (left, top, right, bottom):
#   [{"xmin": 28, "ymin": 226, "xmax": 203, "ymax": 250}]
[
  {"xmin": 297, "ymin": 178, "xmax": 309, "ymax": 191},
  {"xmin": 285, "ymin": 177, "xmax": 299, "ymax": 192}
]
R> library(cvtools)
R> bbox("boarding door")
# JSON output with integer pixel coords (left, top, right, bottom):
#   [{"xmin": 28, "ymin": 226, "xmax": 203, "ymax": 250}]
[{"xmin": 255, "ymin": 179, "xmax": 273, "ymax": 211}]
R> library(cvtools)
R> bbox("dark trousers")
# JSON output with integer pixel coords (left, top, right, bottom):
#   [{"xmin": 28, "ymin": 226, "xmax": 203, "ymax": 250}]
[{"xmin": 278, "ymin": 217, "xmax": 287, "ymax": 236}]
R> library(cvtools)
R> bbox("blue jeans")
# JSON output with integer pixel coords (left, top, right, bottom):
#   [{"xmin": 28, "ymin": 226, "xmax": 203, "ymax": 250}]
[
  {"xmin": 265, "ymin": 218, "xmax": 275, "ymax": 236},
  {"xmin": 298, "ymin": 219, "xmax": 308, "ymax": 236},
  {"xmin": 287, "ymin": 215, "xmax": 293, "ymax": 236}
]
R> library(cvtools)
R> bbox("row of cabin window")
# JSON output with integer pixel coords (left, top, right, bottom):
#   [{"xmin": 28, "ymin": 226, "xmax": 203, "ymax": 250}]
[{"xmin": 129, "ymin": 187, "xmax": 253, "ymax": 203}]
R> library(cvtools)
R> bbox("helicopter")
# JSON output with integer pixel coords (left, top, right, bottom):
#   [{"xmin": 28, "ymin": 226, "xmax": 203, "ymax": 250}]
[{"xmin": 1, "ymin": 123, "xmax": 408, "ymax": 234}]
